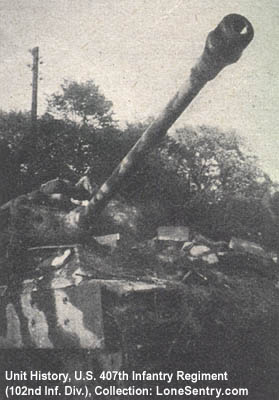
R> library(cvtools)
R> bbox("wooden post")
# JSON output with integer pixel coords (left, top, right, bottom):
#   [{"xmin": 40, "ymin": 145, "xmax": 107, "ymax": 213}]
[{"xmin": 31, "ymin": 47, "xmax": 39, "ymax": 131}]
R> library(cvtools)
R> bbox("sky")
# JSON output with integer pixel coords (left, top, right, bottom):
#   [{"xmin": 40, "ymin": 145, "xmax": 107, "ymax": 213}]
[{"xmin": 0, "ymin": 0, "xmax": 278, "ymax": 181}]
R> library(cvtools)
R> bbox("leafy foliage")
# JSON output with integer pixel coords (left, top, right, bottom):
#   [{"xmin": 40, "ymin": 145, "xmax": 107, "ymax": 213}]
[
  {"xmin": 0, "ymin": 110, "xmax": 33, "ymax": 200},
  {"xmin": 116, "ymin": 124, "xmax": 274, "ymax": 241},
  {"xmin": 170, "ymin": 125, "xmax": 271, "ymax": 201},
  {"xmin": 47, "ymin": 80, "xmax": 114, "ymax": 127},
  {"xmin": 0, "ymin": 89, "xmax": 277, "ymax": 247}
]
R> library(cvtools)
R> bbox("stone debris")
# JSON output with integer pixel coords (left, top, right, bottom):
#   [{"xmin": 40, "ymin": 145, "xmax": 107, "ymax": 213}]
[
  {"xmin": 190, "ymin": 245, "xmax": 211, "ymax": 257},
  {"xmin": 101, "ymin": 279, "xmax": 167, "ymax": 296},
  {"xmin": 229, "ymin": 237, "xmax": 271, "ymax": 259},
  {"xmin": 29, "ymin": 246, "xmax": 90, "ymax": 289},
  {"xmin": 157, "ymin": 226, "xmax": 190, "ymax": 242},
  {"xmin": 202, "ymin": 253, "xmax": 219, "ymax": 265},
  {"xmin": 2, "ymin": 220, "xmax": 278, "ymax": 353},
  {"xmin": 156, "ymin": 245, "xmax": 184, "ymax": 264},
  {"xmin": 51, "ymin": 249, "xmax": 72, "ymax": 267},
  {"xmin": 193, "ymin": 233, "xmax": 227, "ymax": 250},
  {"xmin": 154, "ymin": 231, "xmax": 222, "ymax": 266},
  {"xmin": 181, "ymin": 242, "xmax": 194, "ymax": 251},
  {"xmin": 94, "ymin": 233, "xmax": 120, "ymax": 248},
  {"xmin": 25, "ymin": 227, "xmax": 278, "ymax": 287}
]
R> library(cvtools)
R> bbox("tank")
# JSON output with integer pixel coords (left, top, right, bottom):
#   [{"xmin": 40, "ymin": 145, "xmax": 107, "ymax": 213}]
[
  {"xmin": 2, "ymin": 14, "xmax": 254, "ymax": 244},
  {"xmin": 4, "ymin": 14, "xmax": 277, "ymax": 398}
]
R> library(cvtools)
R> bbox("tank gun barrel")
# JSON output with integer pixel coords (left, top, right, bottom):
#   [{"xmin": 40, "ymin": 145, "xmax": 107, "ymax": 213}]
[
  {"xmin": 5, "ymin": 14, "xmax": 253, "ymax": 243},
  {"xmin": 79, "ymin": 14, "xmax": 254, "ymax": 225}
]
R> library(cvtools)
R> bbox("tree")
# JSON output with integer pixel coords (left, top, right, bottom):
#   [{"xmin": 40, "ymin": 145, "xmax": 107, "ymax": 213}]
[
  {"xmin": 47, "ymin": 80, "xmax": 114, "ymax": 127},
  {"xmin": 169, "ymin": 125, "xmax": 271, "ymax": 202},
  {"xmin": 117, "ymin": 123, "xmax": 275, "ymax": 242},
  {"xmin": 0, "ymin": 110, "xmax": 33, "ymax": 201},
  {"xmin": 0, "ymin": 110, "xmax": 31, "ymax": 152},
  {"xmin": 162, "ymin": 125, "xmax": 274, "ymax": 241}
]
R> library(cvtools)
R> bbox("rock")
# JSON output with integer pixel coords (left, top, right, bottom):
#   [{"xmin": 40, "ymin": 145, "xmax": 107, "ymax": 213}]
[
  {"xmin": 101, "ymin": 279, "xmax": 167, "ymax": 295},
  {"xmin": 51, "ymin": 249, "xmax": 72, "ymax": 267},
  {"xmin": 181, "ymin": 242, "xmax": 194, "ymax": 251},
  {"xmin": 202, "ymin": 253, "xmax": 219, "ymax": 264},
  {"xmin": 131, "ymin": 238, "xmax": 158, "ymax": 253},
  {"xmin": 229, "ymin": 237, "xmax": 270, "ymax": 259},
  {"xmin": 157, "ymin": 226, "xmax": 190, "ymax": 242},
  {"xmin": 94, "ymin": 233, "xmax": 120, "ymax": 249},
  {"xmin": 190, "ymin": 245, "xmax": 211, "ymax": 257},
  {"xmin": 194, "ymin": 233, "xmax": 228, "ymax": 250},
  {"xmin": 156, "ymin": 245, "xmax": 184, "ymax": 264}
]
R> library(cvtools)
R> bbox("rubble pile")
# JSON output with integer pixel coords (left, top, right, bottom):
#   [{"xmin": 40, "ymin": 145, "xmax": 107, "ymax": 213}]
[
  {"xmin": 1, "ymin": 176, "xmax": 278, "ymax": 333},
  {"xmin": 1, "ymin": 184, "xmax": 279, "ymax": 399},
  {"xmin": 2, "ymin": 220, "xmax": 276, "ymax": 397}
]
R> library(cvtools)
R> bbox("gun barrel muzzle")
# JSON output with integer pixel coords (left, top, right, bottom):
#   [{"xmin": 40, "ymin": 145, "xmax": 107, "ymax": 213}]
[{"xmin": 199, "ymin": 14, "xmax": 254, "ymax": 80}]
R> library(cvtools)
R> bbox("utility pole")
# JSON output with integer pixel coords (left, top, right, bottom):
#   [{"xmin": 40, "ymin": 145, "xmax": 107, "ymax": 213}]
[{"xmin": 31, "ymin": 46, "xmax": 39, "ymax": 131}]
